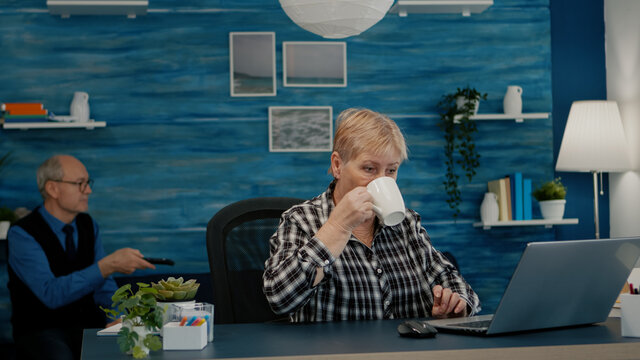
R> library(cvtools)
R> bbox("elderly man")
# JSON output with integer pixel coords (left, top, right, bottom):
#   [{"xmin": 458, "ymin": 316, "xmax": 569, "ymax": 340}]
[{"xmin": 7, "ymin": 154, "xmax": 155, "ymax": 360}]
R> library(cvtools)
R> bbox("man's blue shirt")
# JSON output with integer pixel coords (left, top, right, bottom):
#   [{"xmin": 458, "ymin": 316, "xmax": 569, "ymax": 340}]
[{"xmin": 8, "ymin": 206, "xmax": 117, "ymax": 309}]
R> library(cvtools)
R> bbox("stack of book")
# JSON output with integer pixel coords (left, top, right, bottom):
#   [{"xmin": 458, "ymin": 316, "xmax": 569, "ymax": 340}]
[
  {"xmin": 1, "ymin": 103, "xmax": 49, "ymax": 124},
  {"xmin": 487, "ymin": 172, "xmax": 533, "ymax": 222}
]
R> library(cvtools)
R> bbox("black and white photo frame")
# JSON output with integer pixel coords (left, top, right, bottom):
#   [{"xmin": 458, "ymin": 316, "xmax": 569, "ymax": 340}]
[
  {"xmin": 283, "ymin": 42, "xmax": 347, "ymax": 87},
  {"xmin": 229, "ymin": 32, "xmax": 276, "ymax": 96},
  {"xmin": 269, "ymin": 106, "xmax": 333, "ymax": 152}
]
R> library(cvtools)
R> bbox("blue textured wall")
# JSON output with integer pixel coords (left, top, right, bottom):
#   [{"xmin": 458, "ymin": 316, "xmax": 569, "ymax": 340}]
[
  {"xmin": 0, "ymin": 0, "xmax": 563, "ymax": 341},
  {"xmin": 551, "ymin": 0, "xmax": 608, "ymax": 241}
]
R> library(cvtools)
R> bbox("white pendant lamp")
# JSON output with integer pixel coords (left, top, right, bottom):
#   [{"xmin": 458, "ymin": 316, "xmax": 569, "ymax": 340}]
[{"xmin": 279, "ymin": 0, "xmax": 394, "ymax": 39}]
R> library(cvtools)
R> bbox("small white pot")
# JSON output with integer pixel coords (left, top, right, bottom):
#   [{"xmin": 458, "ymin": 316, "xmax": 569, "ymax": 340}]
[
  {"xmin": 456, "ymin": 96, "xmax": 480, "ymax": 115},
  {"xmin": 539, "ymin": 199, "xmax": 566, "ymax": 220},
  {"xmin": 123, "ymin": 318, "xmax": 151, "ymax": 357},
  {"xmin": 0, "ymin": 221, "xmax": 10, "ymax": 240}
]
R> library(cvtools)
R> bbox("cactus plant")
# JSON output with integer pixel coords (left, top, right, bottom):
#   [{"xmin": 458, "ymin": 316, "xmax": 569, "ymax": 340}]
[{"xmin": 151, "ymin": 277, "xmax": 200, "ymax": 301}]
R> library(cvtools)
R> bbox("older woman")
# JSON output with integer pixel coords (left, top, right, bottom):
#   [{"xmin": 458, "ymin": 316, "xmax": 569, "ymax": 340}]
[{"xmin": 263, "ymin": 108, "xmax": 480, "ymax": 322}]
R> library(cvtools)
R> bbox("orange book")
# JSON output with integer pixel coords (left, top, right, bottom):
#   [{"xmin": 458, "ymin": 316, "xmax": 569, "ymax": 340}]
[{"xmin": 2, "ymin": 103, "xmax": 46, "ymax": 115}]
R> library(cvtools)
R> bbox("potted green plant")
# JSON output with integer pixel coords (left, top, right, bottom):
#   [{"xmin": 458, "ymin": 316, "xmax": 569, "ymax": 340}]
[
  {"xmin": 102, "ymin": 283, "xmax": 164, "ymax": 359},
  {"xmin": 151, "ymin": 276, "xmax": 200, "ymax": 302},
  {"xmin": 532, "ymin": 177, "xmax": 567, "ymax": 220},
  {"xmin": 151, "ymin": 277, "xmax": 200, "ymax": 322},
  {"xmin": 437, "ymin": 86, "xmax": 488, "ymax": 218}
]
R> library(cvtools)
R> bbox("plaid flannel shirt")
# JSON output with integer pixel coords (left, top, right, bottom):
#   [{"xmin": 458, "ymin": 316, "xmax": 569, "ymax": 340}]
[{"xmin": 263, "ymin": 182, "xmax": 481, "ymax": 322}]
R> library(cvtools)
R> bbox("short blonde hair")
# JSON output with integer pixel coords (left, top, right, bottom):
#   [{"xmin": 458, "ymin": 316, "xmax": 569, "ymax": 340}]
[{"xmin": 330, "ymin": 108, "xmax": 408, "ymax": 176}]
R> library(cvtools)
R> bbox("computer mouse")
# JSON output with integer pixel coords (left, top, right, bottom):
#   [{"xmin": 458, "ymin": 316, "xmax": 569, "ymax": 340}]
[{"xmin": 397, "ymin": 319, "xmax": 438, "ymax": 338}]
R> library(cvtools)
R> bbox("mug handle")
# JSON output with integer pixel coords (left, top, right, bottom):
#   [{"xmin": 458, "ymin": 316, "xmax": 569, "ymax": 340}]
[{"xmin": 371, "ymin": 205, "xmax": 382, "ymax": 217}]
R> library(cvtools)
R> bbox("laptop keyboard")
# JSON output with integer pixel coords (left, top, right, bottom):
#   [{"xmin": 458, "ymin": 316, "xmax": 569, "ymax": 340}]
[{"xmin": 449, "ymin": 319, "xmax": 492, "ymax": 329}]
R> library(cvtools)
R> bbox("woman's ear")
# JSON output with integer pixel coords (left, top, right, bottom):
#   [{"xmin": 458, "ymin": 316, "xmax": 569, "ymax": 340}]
[{"xmin": 330, "ymin": 152, "xmax": 342, "ymax": 179}]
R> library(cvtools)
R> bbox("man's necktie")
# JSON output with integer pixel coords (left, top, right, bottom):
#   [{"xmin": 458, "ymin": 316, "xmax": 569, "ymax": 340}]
[{"xmin": 62, "ymin": 225, "xmax": 77, "ymax": 261}]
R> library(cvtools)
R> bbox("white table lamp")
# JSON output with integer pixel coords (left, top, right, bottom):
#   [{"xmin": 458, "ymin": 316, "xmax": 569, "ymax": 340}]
[{"xmin": 555, "ymin": 100, "xmax": 631, "ymax": 238}]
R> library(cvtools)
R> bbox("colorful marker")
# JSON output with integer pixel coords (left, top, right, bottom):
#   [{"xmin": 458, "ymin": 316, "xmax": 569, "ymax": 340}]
[
  {"xmin": 185, "ymin": 316, "xmax": 198, "ymax": 326},
  {"xmin": 179, "ymin": 316, "xmax": 188, "ymax": 326}
]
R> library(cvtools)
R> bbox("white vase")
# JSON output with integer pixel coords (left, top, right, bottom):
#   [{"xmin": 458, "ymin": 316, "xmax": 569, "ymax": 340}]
[
  {"xmin": 70, "ymin": 91, "xmax": 90, "ymax": 122},
  {"xmin": 123, "ymin": 318, "xmax": 151, "ymax": 357},
  {"xmin": 503, "ymin": 85, "xmax": 523, "ymax": 114},
  {"xmin": 0, "ymin": 221, "xmax": 10, "ymax": 240},
  {"xmin": 480, "ymin": 192, "xmax": 499, "ymax": 223},
  {"xmin": 456, "ymin": 96, "xmax": 479, "ymax": 115},
  {"xmin": 539, "ymin": 199, "xmax": 566, "ymax": 220}
]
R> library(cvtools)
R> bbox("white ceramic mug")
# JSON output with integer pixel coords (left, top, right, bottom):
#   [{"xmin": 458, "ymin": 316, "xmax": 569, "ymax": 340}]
[{"xmin": 366, "ymin": 177, "xmax": 406, "ymax": 226}]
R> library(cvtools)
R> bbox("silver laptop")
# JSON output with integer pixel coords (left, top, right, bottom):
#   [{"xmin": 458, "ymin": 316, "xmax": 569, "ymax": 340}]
[{"xmin": 427, "ymin": 237, "xmax": 640, "ymax": 335}]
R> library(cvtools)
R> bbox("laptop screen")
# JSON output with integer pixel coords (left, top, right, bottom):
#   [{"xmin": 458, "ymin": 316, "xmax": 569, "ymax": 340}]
[{"xmin": 429, "ymin": 237, "xmax": 640, "ymax": 335}]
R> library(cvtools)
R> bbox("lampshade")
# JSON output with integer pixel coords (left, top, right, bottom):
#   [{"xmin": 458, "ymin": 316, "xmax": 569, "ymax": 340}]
[
  {"xmin": 556, "ymin": 100, "xmax": 631, "ymax": 172},
  {"xmin": 279, "ymin": 0, "xmax": 394, "ymax": 39}
]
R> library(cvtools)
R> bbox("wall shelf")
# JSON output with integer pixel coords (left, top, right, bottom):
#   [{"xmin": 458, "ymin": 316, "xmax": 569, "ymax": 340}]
[
  {"xmin": 454, "ymin": 112, "xmax": 550, "ymax": 123},
  {"xmin": 389, "ymin": 0, "xmax": 493, "ymax": 17},
  {"xmin": 1, "ymin": 121, "xmax": 106, "ymax": 130},
  {"xmin": 473, "ymin": 218, "xmax": 579, "ymax": 230},
  {"xmin": 47, "ymin": 0, "xmax": 148, "ymax": 19},
  {"xmin": 472, "ymin": 112, "xmax": 549, "ymax": 122}
]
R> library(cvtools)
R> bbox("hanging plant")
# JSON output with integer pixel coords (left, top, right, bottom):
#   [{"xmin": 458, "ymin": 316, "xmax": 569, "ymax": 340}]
[{"xmin": 437, "ymin": 86, "xmax": 487, "ymax": 218}]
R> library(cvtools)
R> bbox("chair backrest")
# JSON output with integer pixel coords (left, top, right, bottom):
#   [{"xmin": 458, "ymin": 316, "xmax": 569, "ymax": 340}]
[{"xmin": 206, "ymin": 197, "xmax": 304, "ymax": 324}]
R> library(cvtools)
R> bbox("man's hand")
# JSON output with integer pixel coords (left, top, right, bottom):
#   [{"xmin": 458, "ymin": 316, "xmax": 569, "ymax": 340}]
[
  {"xmin": 431, "ymin": 285, "xmax": 467, "ymax": 318},
  {"xmin": 98, "ymin": 248, "xmax": 155, "ymax": 278}
]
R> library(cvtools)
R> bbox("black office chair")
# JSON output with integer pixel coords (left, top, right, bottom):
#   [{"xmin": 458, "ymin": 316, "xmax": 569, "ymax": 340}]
[
  {"xmin": 442, "ymin": 251, "xmax": 460, "ymax": 273},
  {"xmin": 206, "ymin": 197, "xmax": 304, "ymax": 324}
]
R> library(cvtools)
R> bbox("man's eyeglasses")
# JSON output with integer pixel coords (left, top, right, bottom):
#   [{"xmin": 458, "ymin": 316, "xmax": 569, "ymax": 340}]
[{"xmin": 52, "ymin": 178, "xmax": 94, "ymax": 192}]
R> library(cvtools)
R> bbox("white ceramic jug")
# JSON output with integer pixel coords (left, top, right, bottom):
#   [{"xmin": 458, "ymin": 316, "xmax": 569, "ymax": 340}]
[
  {"xmin": 70, "ymin": 91, "xmax": 90, "ymax": 122},
  {"xmin": 480, "ymin": 192, "xmax": 499, "ymax": 223},
  {"xmin": 503, "ymin": 85, "xmax": 523, "ymax": 115}
]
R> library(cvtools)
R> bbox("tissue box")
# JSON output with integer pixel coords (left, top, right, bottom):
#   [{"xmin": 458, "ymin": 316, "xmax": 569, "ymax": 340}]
[
  {"xmin": 621, "ymin": 294, "xmax": 640, "ymax": 337},
  {"xmin": 162, "ymin": 322, "xmax": 207, "ymax": 350}
]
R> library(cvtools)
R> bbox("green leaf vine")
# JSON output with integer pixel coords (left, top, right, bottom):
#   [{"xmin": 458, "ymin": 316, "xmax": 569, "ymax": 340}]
[
  {"xmin": 437, "ymin": 86, "xmax": 487, "ymax": 218},
  {"xmin": 101, "ymin": 282, "xmax": 164, "ymax": 359}
]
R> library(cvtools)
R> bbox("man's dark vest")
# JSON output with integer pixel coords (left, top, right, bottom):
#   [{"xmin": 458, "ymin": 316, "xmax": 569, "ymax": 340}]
[{"xmin": 7, "ymin": 207, "xmax": 106, "ymax": 337}]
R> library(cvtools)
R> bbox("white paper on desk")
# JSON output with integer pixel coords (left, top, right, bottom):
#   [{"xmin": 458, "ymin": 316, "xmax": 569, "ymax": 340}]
[
  {"xmin": 614, "ymin": 268, "xmax": 640, "ymax": 309},
  {"xmin": 628, "ymin": 268, "xmax": 640, "ymax": 287},
  {"xmin": 96, "ymin": 322, "xmax": 161, "ymax": 336},
  {"xmin": 97, "ymin": 322, "xmax": 122, "ymax": 336}
]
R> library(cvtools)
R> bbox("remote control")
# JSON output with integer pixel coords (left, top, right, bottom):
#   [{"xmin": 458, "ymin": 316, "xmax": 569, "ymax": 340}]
[{"xmin": 143, "ymin": 257, "xmax": 175, "ymax": 266}]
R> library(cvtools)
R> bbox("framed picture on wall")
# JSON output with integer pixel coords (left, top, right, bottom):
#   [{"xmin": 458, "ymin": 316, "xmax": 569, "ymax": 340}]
[
  {"xmin": 283, "ymin": 42, "xmax": 347, "ymax": 87},
  {"xmin": 269, "ymin": 106, "xmax": 333, "ymax": 152},
  {"xmin": 229, "ymin": 32, "xmax": 276, "ymax": 96}
]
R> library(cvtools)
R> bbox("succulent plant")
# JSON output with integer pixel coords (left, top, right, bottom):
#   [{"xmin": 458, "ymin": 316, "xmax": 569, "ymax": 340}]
[
  {"xmin": 150, "ymin": 277, "xmax": 200, "ymax": 301},
  {"xmin": 532, "ymin": 177, "xmax": 567, "ymax": 201}
]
